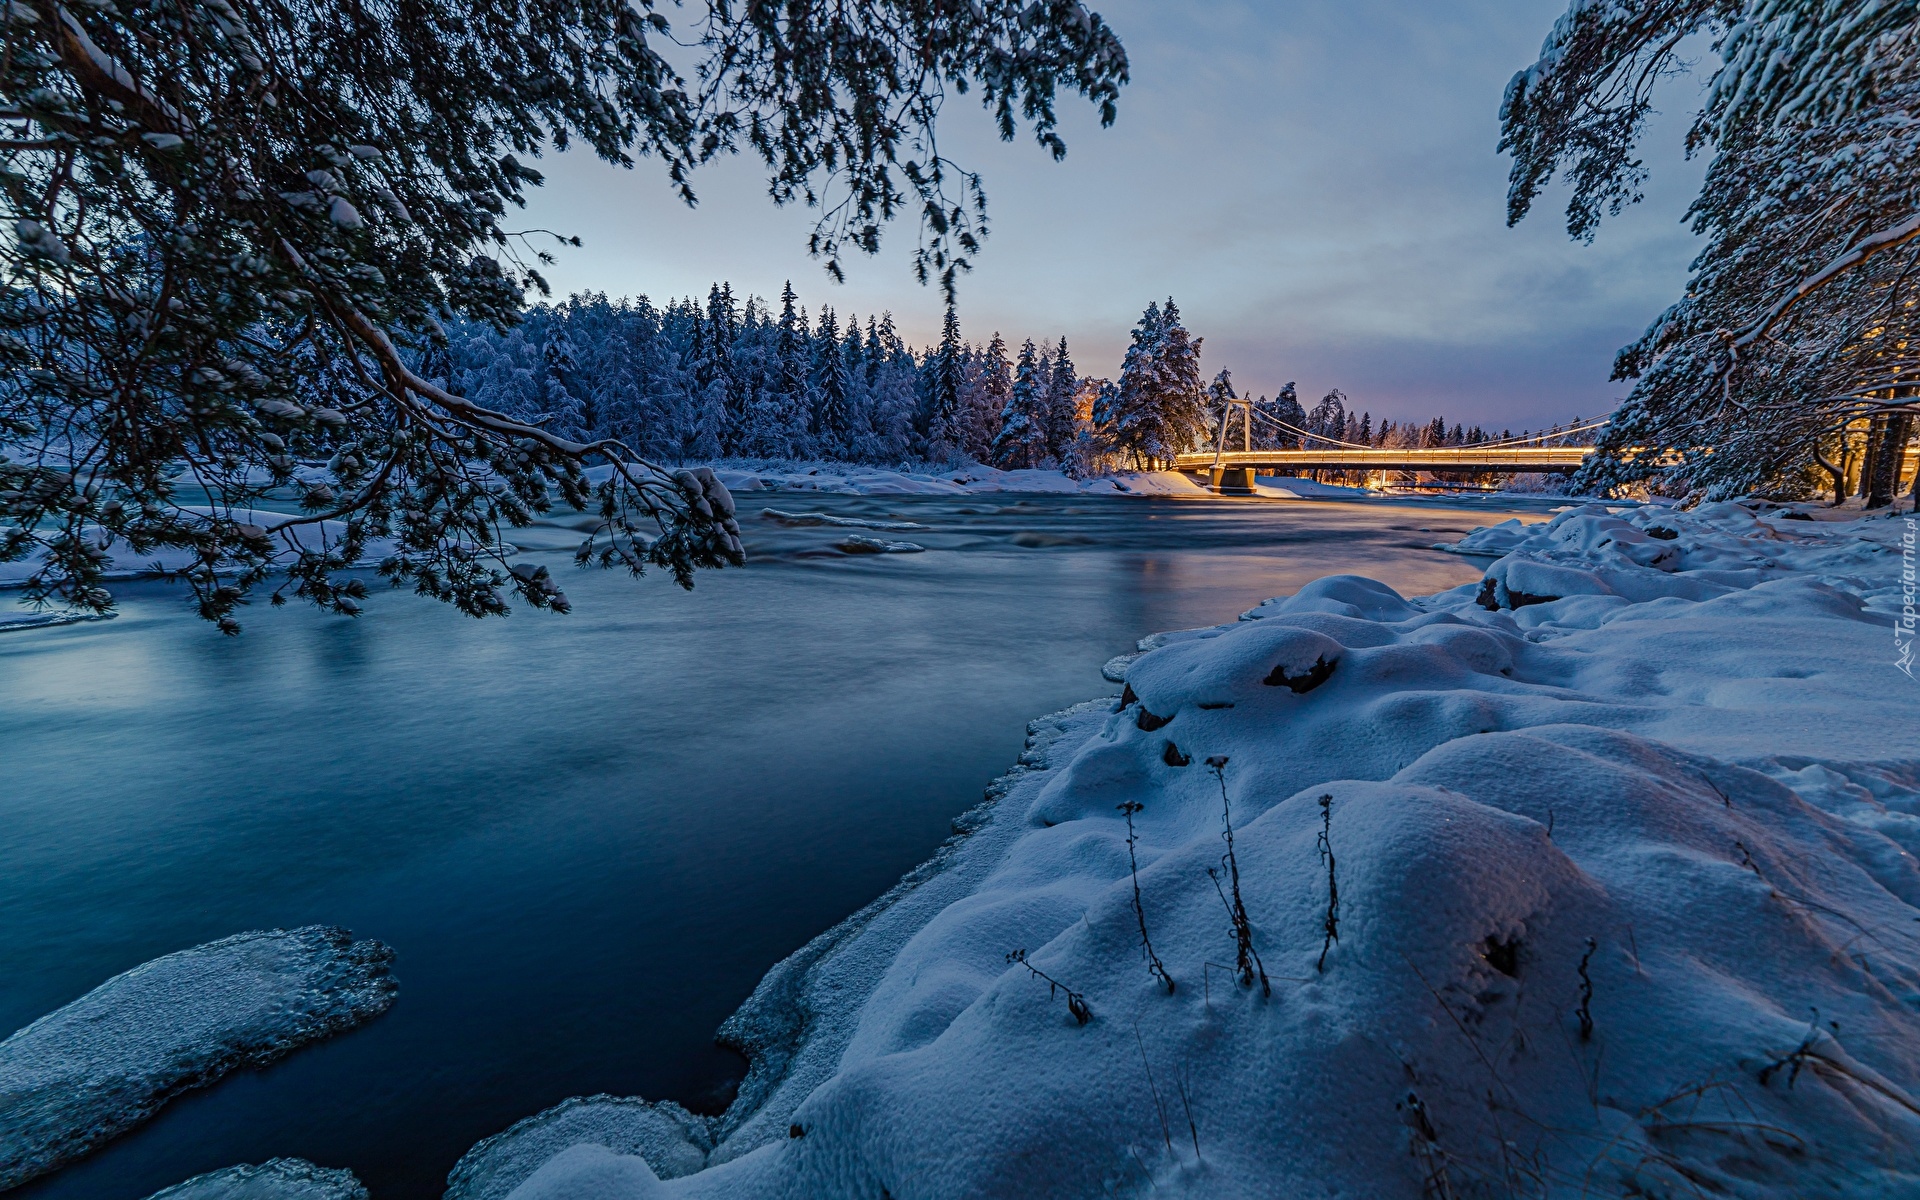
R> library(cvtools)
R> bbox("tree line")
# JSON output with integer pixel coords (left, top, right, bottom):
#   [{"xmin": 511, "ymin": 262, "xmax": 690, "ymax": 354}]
[{"xmin": 424, "ymin": 288, "xmax": 1573, "ymax": 478}]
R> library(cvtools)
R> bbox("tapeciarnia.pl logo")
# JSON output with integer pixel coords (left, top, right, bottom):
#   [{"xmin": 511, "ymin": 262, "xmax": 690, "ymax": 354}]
[{"xmin": 1898, "ymin": 517, "xmax": 1916, "ymax": 679}]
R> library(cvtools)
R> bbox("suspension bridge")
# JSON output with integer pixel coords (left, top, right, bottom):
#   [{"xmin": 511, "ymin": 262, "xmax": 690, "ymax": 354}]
[{"xmin": 1171, "ymin": 406, "xmax": 1605, "ymax": 493}]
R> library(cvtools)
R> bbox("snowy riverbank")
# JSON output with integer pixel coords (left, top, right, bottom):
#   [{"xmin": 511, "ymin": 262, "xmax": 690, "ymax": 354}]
[
  {"xmin": 458, "ymin": 500, "xmax": 1920, "ymax": 1199},
  {"xmin": 701, "ymin": 460, "xmax": 1377, "ymax": 501}
]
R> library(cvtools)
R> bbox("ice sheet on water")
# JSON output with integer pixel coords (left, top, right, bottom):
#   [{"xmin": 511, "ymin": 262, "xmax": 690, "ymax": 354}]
[
  {"xmin": 144, "ymin": 1158, "xmax": 367, "ymax": 1200},
  {"xmin": 0, "ymin": 927, "xmax": 396, "ymax": 1189}
]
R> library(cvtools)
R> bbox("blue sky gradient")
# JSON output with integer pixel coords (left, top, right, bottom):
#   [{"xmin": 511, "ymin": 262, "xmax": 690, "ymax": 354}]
[{"xmin": 517, "ymin": 0, "xmax": 1709, "ymax": 430}]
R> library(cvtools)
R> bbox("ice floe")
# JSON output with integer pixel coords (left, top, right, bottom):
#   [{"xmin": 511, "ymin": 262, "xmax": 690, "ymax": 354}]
[
  {"xmin": 0, "ymin": 927, "xmax": 396, "ymax": 1189},
  {"xmin": 143, "ymin": 1157, "xmax": 367, "ymax": 1200}
]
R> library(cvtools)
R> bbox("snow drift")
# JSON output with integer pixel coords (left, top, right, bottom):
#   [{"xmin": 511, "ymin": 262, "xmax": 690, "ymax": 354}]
[
  {"xmin": 474, "ymin": 503, "xmax": 1919, "ymax": 1198},
  {"xmin": 0, "ymin": 927, "xmax": 397, "ymax": 1189}
]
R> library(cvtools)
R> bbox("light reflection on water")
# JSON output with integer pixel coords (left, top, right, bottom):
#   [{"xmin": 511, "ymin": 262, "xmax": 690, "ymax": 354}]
[{"xmin": 0, "ymin": 491, "xmax": 1547, "ymax": 1199}]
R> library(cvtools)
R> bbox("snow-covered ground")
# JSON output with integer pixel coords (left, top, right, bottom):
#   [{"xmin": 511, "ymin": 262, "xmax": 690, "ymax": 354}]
[
  {"xmin": 0, "ymin": 928, "xmax": 396, "ymax": 1190},
  {"xmin": 456, "ymin": 501, "xmax": 1920, "ymax": 1199}
]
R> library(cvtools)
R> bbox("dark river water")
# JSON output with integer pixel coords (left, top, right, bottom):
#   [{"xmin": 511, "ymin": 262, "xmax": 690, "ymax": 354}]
[{"xmin": 0, "ymin": 489, "xmax": 1550, "ymax": 1199}]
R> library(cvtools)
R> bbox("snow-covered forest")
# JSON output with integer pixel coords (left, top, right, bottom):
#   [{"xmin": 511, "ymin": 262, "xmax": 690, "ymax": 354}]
[{"xmin": 423, "ymin": 289, "xmax": 1582, "ymax": 476}]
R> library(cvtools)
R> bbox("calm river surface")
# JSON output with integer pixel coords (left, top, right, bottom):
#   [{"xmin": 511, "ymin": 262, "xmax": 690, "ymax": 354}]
[{"xmin": 0, "ymin": 489, "xmax": 1552, "ymax": 1199}]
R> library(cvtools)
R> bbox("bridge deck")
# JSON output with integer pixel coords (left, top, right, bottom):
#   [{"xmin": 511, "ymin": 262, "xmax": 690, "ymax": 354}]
[{"xmin": 1173, "ymin": 447, "xmax": 1592, "ymax": 473}]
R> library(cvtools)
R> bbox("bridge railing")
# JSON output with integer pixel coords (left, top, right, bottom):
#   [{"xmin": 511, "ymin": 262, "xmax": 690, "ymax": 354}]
[{"xmin": 1172, "ymin": 446, "xmax": 1593, "ymax": 472}]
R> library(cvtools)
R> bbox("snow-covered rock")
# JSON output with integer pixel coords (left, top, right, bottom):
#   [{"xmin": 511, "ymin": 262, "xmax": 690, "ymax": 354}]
[
  {"xmin": 472, "ymin": 503, "xmax": 1920, "ymax": 1200},
  {"xmin": 448, "ymin": 1096, "xmax": 713, "ymax": 1198},
  {"xmin": 0, "ymin": 928, "xmax": 397, "ymax": 1189},
  {"xmin": 835, "ymin": 536, "xmax": 925, "ymax": 555},
  {"xmin": 143, "ymin": 1158, "xmax": 367, "ymax": 1200}
]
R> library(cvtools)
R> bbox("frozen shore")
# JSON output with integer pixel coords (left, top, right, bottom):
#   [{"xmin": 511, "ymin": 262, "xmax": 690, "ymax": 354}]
[
  {"xmin": 0, "ymin": 927, "xmax": 396, "ymax": 1190},
  {"xmin": 703, "ymin": 461, "xmax": 1377, "ymax": 501},
  {"xmin": 457, "ymin": 500, "xmax": 1920, "ymax": 1199}
]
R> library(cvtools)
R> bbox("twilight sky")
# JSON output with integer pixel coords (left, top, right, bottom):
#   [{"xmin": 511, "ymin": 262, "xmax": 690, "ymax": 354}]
[{"xmin": 517, "ymin": 0, "xmax": 1708, "ymax": 430}]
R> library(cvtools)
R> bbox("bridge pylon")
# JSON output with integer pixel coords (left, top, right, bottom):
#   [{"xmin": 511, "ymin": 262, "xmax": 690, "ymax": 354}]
[{"xmin": 1207, "ymin": 465, "xmax": 1257, "ymax": 495}]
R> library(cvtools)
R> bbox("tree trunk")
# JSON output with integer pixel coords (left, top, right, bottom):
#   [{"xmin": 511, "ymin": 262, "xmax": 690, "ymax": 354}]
[
  {"xmin": 1867, "ymin": 413, "xmax": 1908, "ymax": 509},
  {"xmin": 1811, "ymin": 437, "xmax": 1847, "ymax": 504},
  {"xmin": 1859, "ymin": 415, "xmax": 1886, "ymax": 501}
]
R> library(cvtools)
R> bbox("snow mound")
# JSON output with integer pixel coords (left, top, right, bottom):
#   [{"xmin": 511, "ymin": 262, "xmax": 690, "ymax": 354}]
[
  {"xmin": 144, "ymin": 1158, "xmax": 367, "ymax": 1200},
  {"xmin": 0, "ymin": 927, "xmax": 397, "ymax": 1189},
  {"xmin": 1253, "ymin": 475, "xmax": 1377, "ymax": 499},
  {"xmin": 447, "ymin": 1096, "xmax": 714, "ymax": 1198},
  {"xmin": 1447, "ymin": 501, "xmax": 1909, "ymax": 617},
  {"xmin": 475, "ymin": 502, "xmax": 1920, "ymax": 1199}
]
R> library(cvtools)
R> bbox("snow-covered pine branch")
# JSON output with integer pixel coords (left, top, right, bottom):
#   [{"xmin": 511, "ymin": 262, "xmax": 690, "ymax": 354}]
[
  {"xmin": 1508, "ymin": 0, "xmax": 1920, "ymax": 501},
  {"xmin": 0, "ymin": 0, "xmax": 1129, "ymax": 629}
]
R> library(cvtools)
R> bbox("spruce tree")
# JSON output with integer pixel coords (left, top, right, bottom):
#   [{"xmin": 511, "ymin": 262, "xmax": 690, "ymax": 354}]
[
  {"xmin": 970, "ymin": 334, "xmax": 1015, "ymax": 461},
  {"xmin": 923, "ymin": 304, "xmax": 967, "ymax": 460},
  {"xmin": 1109, "ymin": 298, "xmax": 1207, "ymax": 468},
  {"xmin": 542, "ymin": 331, "xmax": 586, "ymax": 441},
  {"xmin": 1155, "ymin": 300, "xmax": 1209, "ymax": 459},
  {"xmin": 1042, "ymin": 337, "xmax": 1081, "ymax": 466},
  {"xmin": 1206, "ymin": 369, "xmax": 1238, "ymax": 450},
  {"xmin": 1308, "ymin": 391, "xmax": 1347, "ymax": 445},
  {"xmin": 812, "ymin": 308, "xmax": 856, "ymax": 457},
  {"xmin": 992, "ymin": 339, "xmax": 1047, "ymax": 468},
  {"xmin": 1254, "ymin": 383, "xmax": 1305, "ymax": 450}
]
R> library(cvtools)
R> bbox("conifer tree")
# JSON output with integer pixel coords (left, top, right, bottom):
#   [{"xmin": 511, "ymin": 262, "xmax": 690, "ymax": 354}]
[
  {"xmin": 970, "ymin": 334, "xmax": 1015, "ymax": 461},
  {"xmin": 541, "ymin": 330, "xmax": 585, "ymax": 440},
  {"xmin": 812, "ymin": 308, "xmax": 855, "ymax": 457},
  {"xmin": 923, "ymin": 304, "xmax": 968, "ymax": 460},
  {"xmin": 992, "ymin": 339, "xmax": 1048, "ymax": 468},
  {"xmin": 1042, "ymin": 337, "xmax": 1081, "ymax": 465},
  {"xmin": 1108, "ymin": 298, "xmax": 1208, "ymax": 468},
  {"xmin": 1253, "ymin": 383, "xmax": 1305, "ymax": 450},
  {"xmin": 1308, "ymin": 390, "xmax": 1347, "ymax": 445},
  {"xmin": 1206, "ymin": 369, "xmax": 1238, "ymax": 449}
]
